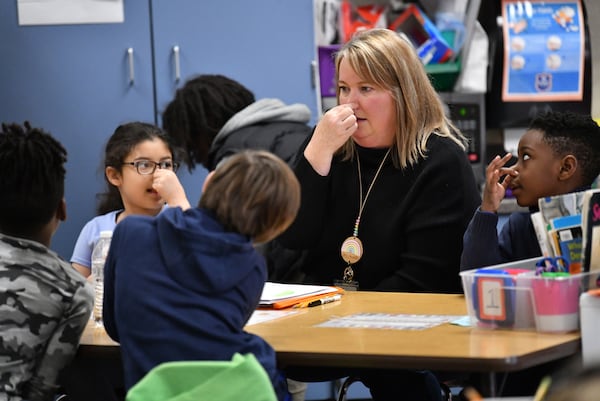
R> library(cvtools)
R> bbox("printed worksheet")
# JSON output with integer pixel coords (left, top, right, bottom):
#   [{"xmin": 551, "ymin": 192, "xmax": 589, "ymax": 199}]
[{"xmin": 316, "ymin": 313, "xmax": 465, "ymax": 330}]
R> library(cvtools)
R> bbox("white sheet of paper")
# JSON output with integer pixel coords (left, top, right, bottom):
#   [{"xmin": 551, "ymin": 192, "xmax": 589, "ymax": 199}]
[
  {"xmin": 18, "ymin": 0, "xmax": 124, "ymax": 26},
  {"xmin": 246, "ymin": 310, "xmax": 299, "ymax": 326},
  {"xmin": 260, "ymin": 282, "xmax": 339, "ymax": 304}
]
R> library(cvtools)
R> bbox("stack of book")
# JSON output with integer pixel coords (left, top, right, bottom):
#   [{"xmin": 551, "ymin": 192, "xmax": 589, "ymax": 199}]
[
  {"xmin": 531, "ymin": 189, "xmax": 600, "ymax": 273},
  {"xmin": 582, "ymin": 189, "xmax": 600, "ymax": 273}
]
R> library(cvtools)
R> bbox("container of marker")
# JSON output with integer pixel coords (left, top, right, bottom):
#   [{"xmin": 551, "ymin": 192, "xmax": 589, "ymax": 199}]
[
  {"xmin": 531, "ymin": 272, "xmax": 580, "ymax": 333},
  {"xmin": 460, "ymin": 257, "xmax": 599, "ymax": 332}
]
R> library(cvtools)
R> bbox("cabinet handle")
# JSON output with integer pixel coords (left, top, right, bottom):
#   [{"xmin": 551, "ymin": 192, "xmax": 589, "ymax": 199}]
[
  {"xmin": 173, "ymin": 45, "xmax": 181, "ymax": 83},
  {"xmin": 127, "ymin": 47, "xmax": 135, "ymax": 85}
]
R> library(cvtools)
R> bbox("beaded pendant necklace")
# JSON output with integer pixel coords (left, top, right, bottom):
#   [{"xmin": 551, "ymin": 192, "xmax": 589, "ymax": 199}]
[{"xmin": 340, "ymin": 147, "xmax": 391, "ymax": 283}]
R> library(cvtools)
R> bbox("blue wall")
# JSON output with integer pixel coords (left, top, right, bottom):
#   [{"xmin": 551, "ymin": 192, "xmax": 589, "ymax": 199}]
[{"xmin": 0, "ymin": 0, "xmax": 316, "ymax": 258}]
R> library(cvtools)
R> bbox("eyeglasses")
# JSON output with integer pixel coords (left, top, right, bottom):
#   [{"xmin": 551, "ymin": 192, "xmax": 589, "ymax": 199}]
[{"xmin": 122, "ymin": 159, "xmax": 179, "ymax": 175}]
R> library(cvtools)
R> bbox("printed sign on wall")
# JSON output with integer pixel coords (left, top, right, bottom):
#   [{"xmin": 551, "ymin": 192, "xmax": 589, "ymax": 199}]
[{"xmin": 502, "ymin": 0, "xmax": 584, "ymax": 101}]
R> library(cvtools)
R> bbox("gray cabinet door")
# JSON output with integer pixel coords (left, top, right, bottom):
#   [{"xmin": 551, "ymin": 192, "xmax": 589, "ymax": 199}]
[
  {"xmin": 151, "ymin": 0, "xmax": 317, "ymax": 123},
  {"xmin": 150, "ymin": 0, "xmax": 317, "ymax": 206},
  {"xmin": 0, "ymin": 1, "xmax": 155, "ymax": 258}
]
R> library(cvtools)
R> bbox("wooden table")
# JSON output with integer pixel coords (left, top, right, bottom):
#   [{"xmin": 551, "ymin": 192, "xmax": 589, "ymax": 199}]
[
  {"xmin": 245, "ymin": 292, "xmax": 580, "ymax": 373},
  {"xmin": 78, "ymin": 291, "xmax": 581, "ymax": 396}
]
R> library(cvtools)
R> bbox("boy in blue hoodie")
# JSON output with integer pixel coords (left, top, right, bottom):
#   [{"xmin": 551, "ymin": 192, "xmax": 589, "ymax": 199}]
[{"xmin": 102, "ymin": 150, "xmax": 300, "ymax": 401}]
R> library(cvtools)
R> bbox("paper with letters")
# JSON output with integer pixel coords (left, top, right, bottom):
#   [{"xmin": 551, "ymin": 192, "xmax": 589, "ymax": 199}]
[{"xmin": 316, "ymin": 313, "xmax": 464, "ymax": 330}]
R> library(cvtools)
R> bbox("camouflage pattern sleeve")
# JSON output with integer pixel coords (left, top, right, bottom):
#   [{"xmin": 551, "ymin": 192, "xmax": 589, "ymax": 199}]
[
  {"xmin": 25, "ymin": 283, "xmax": 94, "ymax": 401},
  {"xmin": 0, "ymin": 234, "xmax": 93, "ymax": 401}
]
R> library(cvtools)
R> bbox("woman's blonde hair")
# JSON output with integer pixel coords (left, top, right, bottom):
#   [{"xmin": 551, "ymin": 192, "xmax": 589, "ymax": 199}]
[
  {"xmin": 199, "ymin": 150, "xmax": 300, "ymax": 244},
  {"xmin": 335, "ymin": 28, "xmax": 467, "ymax": 168}
]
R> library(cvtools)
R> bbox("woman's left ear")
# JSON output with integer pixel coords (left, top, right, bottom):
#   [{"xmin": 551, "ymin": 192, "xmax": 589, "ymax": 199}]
[{"xmin": 558, "ymin": 155, "xmax": 577, "ymax": 180}]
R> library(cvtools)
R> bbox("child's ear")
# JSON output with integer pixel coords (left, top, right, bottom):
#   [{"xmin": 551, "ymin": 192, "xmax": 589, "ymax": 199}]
[
  {"xmin": 558, "ymin": 155, "xmax": 578, "ymax": 180},
  {"xmin": 105, "ymin": 166, "xmax": 122, "ymax": 187},
  {"xmin": 57, "ymin": 198, "xmax": 67, "ymax": 222},
  {"xmin": 202, "ymin": 171, "xmax": 215, "ymax": 193}
]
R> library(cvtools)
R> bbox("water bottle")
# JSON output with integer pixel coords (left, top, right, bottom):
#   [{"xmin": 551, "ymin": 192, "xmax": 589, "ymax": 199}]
[{"xmin": 91, "ymin": 230, "xmax": 112, "ymax": 325}]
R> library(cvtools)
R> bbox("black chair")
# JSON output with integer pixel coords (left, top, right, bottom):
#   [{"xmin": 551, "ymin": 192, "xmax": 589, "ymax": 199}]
[{"xmin": 335, "ymin": 375, "xmax": 453, "ymax": 401}]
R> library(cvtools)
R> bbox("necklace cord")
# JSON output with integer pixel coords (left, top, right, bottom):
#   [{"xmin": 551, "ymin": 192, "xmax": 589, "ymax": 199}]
[
  {"xmin": 340, "ymin": 147, "xmax": 392, "ymax": 274},
  {"xmin": 353, "ymin": 148, "xmax": 391, "ymax": 237}
]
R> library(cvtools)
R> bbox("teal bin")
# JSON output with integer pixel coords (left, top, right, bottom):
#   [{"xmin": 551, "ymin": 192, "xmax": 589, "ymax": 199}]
[{"xmin": 425, "ymin": 60, "xmax": 461, "ymax": 92}]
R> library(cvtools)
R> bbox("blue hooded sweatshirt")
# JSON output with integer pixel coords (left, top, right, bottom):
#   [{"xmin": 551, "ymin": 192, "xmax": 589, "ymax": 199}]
[{"xmin": 103, "ymin": 207, "xmax": 286, "ymax": 399}]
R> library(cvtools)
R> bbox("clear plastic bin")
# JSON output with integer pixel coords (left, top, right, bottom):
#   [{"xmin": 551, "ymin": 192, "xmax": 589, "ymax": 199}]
[{"xmin": 460, "ymin": 257, "xmax": 599, "ymax": 333}]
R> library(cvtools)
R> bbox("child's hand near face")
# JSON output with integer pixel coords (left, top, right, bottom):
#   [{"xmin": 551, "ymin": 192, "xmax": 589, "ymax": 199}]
[
  {"xmin": 152, "ymin": 169, "xmax": 191, "ymax": 211},
  {"xmin": 481, "ymin": 153, "xmax": 518, "ymax": 213}
]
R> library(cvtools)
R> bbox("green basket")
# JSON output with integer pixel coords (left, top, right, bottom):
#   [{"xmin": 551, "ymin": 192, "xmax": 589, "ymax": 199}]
[{"xmin": 425, "ymin": 60, "xmax": 461, "ymax": 92}]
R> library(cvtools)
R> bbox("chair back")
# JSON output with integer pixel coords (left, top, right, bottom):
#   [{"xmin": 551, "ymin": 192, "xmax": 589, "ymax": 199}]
[{"xmin": 126, "ymin": 353, "xmax": 278, "ymax": 401}]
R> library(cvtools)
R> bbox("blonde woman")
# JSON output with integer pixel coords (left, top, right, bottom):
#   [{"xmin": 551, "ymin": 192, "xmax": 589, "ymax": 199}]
[{"xmin": 278, "ymin": 28, "xmax": 481, "ymax": 401}]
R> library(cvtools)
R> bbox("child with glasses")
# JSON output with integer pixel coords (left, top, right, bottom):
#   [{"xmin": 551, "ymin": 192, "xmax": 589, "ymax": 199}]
[
  {"xmin": 70, "ymin": 121, "xmax": 189, "ymax": 278},
  {"xmin": 102, "ymin": 150, "xmax": 300, "ymax": 401},
  {"xmin": 0, "ymin": 122, "xmax": 93, "ymax": 401}
]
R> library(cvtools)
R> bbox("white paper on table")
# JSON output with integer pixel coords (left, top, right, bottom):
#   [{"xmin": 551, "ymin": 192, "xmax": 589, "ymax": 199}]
[
  {"xmin": 246, "ymin": 310, "xmax": 299, "ymax": 326},
  {"xmin": 260, "ymin": 282, "xmax": 339, "ymax": 305}
]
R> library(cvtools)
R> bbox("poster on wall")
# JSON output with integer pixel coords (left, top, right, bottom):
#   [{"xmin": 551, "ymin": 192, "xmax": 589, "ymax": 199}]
[
  {"xmin": 17, "ymin": 0, "xmax": 124, "ymax": 26},
  {"xmin": 501, "ymin": 0, "xmax": 584, "ymax": 102}
]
